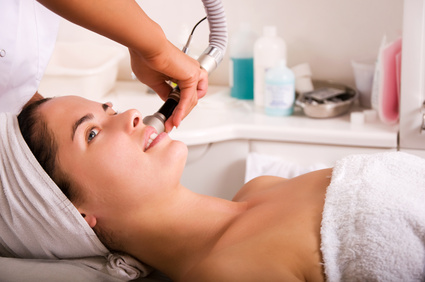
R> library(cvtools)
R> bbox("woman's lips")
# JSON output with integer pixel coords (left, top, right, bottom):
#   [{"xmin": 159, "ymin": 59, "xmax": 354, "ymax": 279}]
[
  {"xmin": 145, "ymin": 132, "xmax": 167, "ymax": 151},
  {"xmin": 145, "ymin": 132, "xmax": 158, "ymax": 150},
  {"xmin": 143, "ymin": 126, "xmax": 157, "ymax": 151}
]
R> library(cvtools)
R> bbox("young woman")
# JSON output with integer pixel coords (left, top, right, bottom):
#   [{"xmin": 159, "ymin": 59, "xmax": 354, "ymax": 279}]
[{"xmin": 15, "ymin": 95, "xmax": 425, "ymax": 281}]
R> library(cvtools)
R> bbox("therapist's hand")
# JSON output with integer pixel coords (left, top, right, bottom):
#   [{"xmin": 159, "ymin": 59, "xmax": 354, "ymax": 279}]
[
  {"xmin": 36, "ymin": 0, "xmax": 208, "ymax": 132},
  {"xmin": 129, "ymin": 42, "xmax": 208, "ymax": 132}
]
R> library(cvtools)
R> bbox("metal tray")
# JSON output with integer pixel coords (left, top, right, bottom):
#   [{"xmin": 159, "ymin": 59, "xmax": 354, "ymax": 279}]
[{"xmin": 296, "ymin": 80, "xmax": 358, "ymax": 118}]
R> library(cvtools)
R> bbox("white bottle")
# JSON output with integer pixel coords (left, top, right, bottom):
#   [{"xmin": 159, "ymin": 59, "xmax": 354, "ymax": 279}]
[
  {"xmin": 254, "ymin": 26, "xmax": 287, "ymax": 108},
  {"xmin": 229, "ymin": 23, "xmax": 257, "ymax": 99},
  {"xmin": 264, "ymin": 60, "xmax": 295, "ymax": 116}
]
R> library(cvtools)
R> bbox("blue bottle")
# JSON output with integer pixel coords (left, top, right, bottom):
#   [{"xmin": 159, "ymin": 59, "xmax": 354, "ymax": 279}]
[
  {"xmin": 230, "ymin": 57, "xmax": 254, "ymax": 99},
  {"xmin": 229, "ymin": 23, "xmax": 257, "ymax": 99},
  {"xmin": 264, "ymin": 60, "xmax": 295, "ymax": 116}
]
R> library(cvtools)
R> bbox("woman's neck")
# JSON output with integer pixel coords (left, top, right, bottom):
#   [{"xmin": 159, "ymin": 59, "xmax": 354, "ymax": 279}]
[{"xmin": 115, "ymin": 184, "xmax": 247, "ymax": 279}]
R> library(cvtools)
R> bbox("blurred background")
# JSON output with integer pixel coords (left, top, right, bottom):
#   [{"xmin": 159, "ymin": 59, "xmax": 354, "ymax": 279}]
[{"xmin": 53, "ymin": 0, "xmax": 403, "ymax": 88}]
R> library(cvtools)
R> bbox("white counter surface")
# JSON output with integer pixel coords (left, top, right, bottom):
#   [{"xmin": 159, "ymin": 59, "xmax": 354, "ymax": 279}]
[{"xmin": 107, "ymin": 81, "xmax": 398, "ymax": 148}]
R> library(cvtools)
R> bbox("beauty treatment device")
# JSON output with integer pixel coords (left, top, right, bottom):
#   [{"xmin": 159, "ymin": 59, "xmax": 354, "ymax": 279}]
[{"xmin": 142, "ymin": 0, "xmax": 228, "ymax": 134}]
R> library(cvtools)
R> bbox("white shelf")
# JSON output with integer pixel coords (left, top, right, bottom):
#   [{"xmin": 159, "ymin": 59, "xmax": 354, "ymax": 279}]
[{"xmin": 106, "ymin": 81, "xmax": 398, "ymax": 148}]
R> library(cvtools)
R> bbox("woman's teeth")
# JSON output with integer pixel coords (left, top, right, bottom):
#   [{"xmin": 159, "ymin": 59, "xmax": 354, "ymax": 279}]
[{"xmin": 146, "ymin": 133, "xmax": 158, "ymax": 150}]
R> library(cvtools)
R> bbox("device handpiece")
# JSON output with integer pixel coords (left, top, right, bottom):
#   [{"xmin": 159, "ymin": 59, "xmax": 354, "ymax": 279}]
[{"xmin": 142, "ymin": 87, "xmax": 180, "ymax": 133}]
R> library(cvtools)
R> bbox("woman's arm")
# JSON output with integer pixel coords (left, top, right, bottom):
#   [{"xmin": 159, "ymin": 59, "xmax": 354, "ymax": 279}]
[{"xmin": 37, "ymin": 0, "xmax": 208, "ymax": 131}]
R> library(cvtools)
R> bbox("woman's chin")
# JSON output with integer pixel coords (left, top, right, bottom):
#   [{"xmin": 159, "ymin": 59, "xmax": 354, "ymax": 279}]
[{"xmin": 173, "ymin": 141, "xmax": 189, "ymax": 165}]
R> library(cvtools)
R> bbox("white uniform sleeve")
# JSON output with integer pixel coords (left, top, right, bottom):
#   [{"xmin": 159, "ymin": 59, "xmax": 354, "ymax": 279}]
[{"xmin": 0, "ymin": 0, "xmax": 59, "ymax": 114}]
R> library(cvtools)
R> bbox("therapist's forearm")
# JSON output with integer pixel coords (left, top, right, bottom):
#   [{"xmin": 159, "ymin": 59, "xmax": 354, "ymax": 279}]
[{"xmin": 36, "ymin": 0, "xmax": 168, "ymax": 58}]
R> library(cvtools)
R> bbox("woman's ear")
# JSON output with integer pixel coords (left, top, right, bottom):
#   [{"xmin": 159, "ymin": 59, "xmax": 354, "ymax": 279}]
[{"xmin": 79, "ymin": 212, "xmax": 97, "ymax": 228}]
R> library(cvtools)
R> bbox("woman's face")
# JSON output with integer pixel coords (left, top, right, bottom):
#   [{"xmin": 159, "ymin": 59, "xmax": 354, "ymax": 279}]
[{"xmin": 38, "ymin": 96, "xmax": 188, "ymax": 217}]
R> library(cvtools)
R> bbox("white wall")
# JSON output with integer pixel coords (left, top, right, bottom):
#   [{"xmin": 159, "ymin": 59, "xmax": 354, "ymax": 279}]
[{"xmin": 56, "ymin": 0, "xmax": 403, "ymax": 87}]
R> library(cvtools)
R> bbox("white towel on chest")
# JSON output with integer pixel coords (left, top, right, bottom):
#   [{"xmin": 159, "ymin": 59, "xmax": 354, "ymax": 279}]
[
  {"xmin": 321, "ymin": 151, "xmax": 425, "ymax": 281},
  {"xmin": 0, "ymin": 112, "xmax": 151, "ymax": 280}
]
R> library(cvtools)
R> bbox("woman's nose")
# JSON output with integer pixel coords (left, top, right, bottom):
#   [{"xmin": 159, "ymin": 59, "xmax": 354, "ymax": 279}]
[{"xmin": 120, "ymin": 109, "xmax": 142, "ymax": 133}]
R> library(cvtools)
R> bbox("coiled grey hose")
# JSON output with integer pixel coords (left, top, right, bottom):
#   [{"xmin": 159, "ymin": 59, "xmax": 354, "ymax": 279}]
[
  {"xmin": 142, "ymin": 0, "xmax": 228, "ymax": 134},
  {"xmin": 198, "ymin": 0, "xmax": 228, "ymax": 73}
]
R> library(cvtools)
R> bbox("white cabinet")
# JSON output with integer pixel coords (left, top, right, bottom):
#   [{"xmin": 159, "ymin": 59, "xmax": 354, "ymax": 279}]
[
  {"xmin": 399, "ymin": 0, "xmax": 425, "ymax": 152},
  {"xmin": 182, "ymin": 140, "xmax": 248, "ymax": 200},
  {"xmin": 249, "ymin": 140, "xmax": 395, "ymax": 168}
]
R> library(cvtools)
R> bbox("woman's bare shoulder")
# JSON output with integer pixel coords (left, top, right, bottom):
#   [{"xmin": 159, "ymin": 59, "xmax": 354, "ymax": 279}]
[{"xmin": 232, "ymin": 175, "xmax": 288, "ymax": 202}]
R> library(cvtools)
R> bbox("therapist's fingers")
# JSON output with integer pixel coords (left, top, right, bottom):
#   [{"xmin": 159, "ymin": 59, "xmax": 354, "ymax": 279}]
[
  {"xmin": 164, "ymin": 69, "xmax": 209, "ymax": 132},
  {"xmin": 130, "ymin": 51, "xmax": 173, "ymax": 101},
  {"xmin": 165, "ymin": 89, "xmax": 197, "ymax": 132},
  {"xmin": 195, "ymin": 68, "xmax": 209, "ymax": 99},
  {"xmin": 148, "ymin": 81, "xmax": 174, "ymax": 102}
]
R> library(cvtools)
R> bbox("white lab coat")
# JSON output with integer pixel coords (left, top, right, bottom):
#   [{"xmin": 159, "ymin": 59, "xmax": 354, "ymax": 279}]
[{"xmin": 0, "ymin": 0, "xmax": 59, "ymax": 114}]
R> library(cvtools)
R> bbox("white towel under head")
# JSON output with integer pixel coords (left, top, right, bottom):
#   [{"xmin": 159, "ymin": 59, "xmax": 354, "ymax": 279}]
[{"xmin": 0, "ymin": 112, "xmax": 151, "ymax": 280}]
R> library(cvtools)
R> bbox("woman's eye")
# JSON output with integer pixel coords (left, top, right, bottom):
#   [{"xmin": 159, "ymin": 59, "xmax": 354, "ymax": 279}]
[{"xmin": 87, "ymin": 128, "xmax": 99, "ymax": 143}]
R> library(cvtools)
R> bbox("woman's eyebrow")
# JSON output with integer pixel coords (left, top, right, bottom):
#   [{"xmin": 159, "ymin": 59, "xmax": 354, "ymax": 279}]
[
  {"xmin": 71, "ymin": 104, "xmax": 109, "ymax": 141},
  {"xmin": 71, "ymin": 113, "xmax": 94, "ymax": 141}
]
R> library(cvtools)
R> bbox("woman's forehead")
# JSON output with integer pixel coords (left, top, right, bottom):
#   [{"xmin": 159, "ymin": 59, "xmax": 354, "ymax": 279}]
[
  {"xmin": 39, "ymin": 96, "xmax": 100, "ymax": 140},
  {"xmin": 41, "ymin": 96, "xmax": 99, "ymax": 120},
  {"xmin": 45, "ymin": 96, "xmax": 96, "ymax": 110}
]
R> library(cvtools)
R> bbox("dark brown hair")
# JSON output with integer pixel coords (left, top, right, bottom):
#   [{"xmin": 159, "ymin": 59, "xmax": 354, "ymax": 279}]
[
  {"xmin": 18, "ymin": 99, "xmax": 117, "ymax": 250},
  {"xmin": 18, "ymin": 98, "xmax": 74, "ymax": 201}
]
